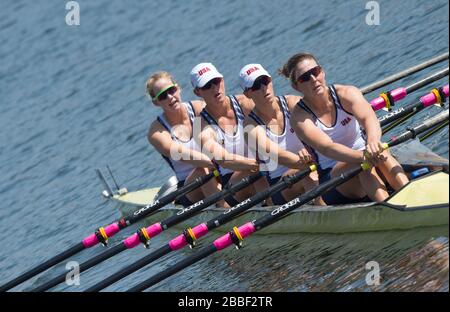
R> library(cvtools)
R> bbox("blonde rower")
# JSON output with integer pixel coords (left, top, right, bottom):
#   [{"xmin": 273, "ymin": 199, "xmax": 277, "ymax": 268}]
[{"xmin": 146, "ymin": 71, "xmax": 221, "ymax": 207}]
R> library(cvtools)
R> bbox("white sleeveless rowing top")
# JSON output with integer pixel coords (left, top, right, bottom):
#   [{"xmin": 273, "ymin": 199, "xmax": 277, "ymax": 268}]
[
  {"xmin": 297, "ymin": 85, "xmax": 366, "ymax": 170},
  {"xmin": 200, "ymin": 96, "xmax": 246, "ymax": 175},
  {"xmin": 157, "ymin": 101, "xmax": 199, "ymax": 181},
  {"xmin": 248, "ymin": 96, "xmax": 305, "ymax": 179}
]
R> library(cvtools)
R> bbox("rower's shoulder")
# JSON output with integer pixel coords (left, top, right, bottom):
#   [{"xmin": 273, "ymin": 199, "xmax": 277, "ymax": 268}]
[
  {"xmin": 283, "ymin": 94, "xmax": 302, "ymax": 111},
  {"xmin": 333, "ymin": 84, "xmax": 363, "ymax": 100},
  {"xmin": 190, "ymin": 100, "xmax": 206, "ymax": 115},
  {"xmin": 147, "ymin": 119, "xmax": 167, "ymax": 144},
  {"xmin": 234, "ymin": 94, "xmax": 255, "ymax": 115},
  {"xmin": 148, "ymin": 118, "xmax": 165, "ymax": 134}
]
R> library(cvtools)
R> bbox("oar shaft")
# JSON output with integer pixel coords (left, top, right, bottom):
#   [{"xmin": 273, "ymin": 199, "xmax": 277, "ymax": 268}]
[
  {"xmin": 379, "ymin": 84, "xmax": 448, "ymax": 127},
  {"xmin": 80, "ymin": 171, "xmax": 219, "ymax": 249},
  {"xmin": 370, "ymin": 68, "xmax": 449, "ymax": 110},
  {"xmin": 387, "ymin": 109, "xmax": 449, "ymax": 146},
  {"xmin": 122, "ymin": 171, "xmax": 219, "ymax": 226},
  {"xmin": 31, "ymin": 171, "xmax": 257, "ymax": 292},
  {"xmin": 87, "ymin": 167, "xmax": 314, "ymax": 291},
  {"xmin": 124, "ymin": 107, "xmax": 449, "ymax": 293},
  {"xmin": 204, "ymin": 167, "xmax": 314, "ymax": 230},
  {"xmin": 0, "ymin": 242, "xmax": 85, "ymax": 292},
  {"xmin": 0, "ymin": 171, "xmax": 218, "ymax": 292},
  {"xmin": 360, "ymin": 52, "xmax": 449, "ymax": 94},
  {"xmin": 162, "ymin": 172, "xmax": 263, "ymax": 229}
]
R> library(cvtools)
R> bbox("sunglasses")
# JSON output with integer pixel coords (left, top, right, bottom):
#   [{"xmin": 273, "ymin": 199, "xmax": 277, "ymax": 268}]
[
  {"xmin": 248, "ymin": 76, "xmax": 271, "ymax": 91},
  {"xmin": 200, "ymin": 78, "xmax": 222, "ymax": 90},
  {"xmin": 153, "ymin": 84, "xmax": 178, "ymax": 101},
  {"xmin": 296, "ymin": 66, "xmax": 322, "ymax": 83}
]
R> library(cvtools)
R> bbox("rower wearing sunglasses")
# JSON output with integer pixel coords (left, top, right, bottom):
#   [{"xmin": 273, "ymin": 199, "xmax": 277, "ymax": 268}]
[
  {"xmin": 190, "ymin": 63, "xmax": 264, "ymax": 206},
  {"xmin": 146, "ymin": 71, "xmax": 223, "ymax": 207},
  {"xmin": 239, "ymin": 64, "xmax": 324, "ymax": 205},
  {"xmin": 280, "ymin": 52, "xmax": 409, "ymax": 204}
]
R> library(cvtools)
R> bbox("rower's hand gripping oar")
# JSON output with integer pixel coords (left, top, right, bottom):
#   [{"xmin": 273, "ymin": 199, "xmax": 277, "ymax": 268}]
[
  {"xmin": 86, "ymin": 164, "xmax": 317, "ymax": 291},
  {"xmin": 0, "ymin": 170, "xmax": 219, "ymax": 292},
  {"xmin": 127, "ymin": 109, "xmax": 449, "ymax": 292},
  {"xmin": 30, "ymin": 171, "xmax": 264, "ymax": 292}
]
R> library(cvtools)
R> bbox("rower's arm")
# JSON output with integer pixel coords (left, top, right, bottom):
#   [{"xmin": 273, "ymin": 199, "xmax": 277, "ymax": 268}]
[
  {"xmin": 338, "ymin": 85, "xmax": 382, "ymax": 142},
  {"xmin": 245, "ymin": 121, "xmax": 304, "ymax": 169},
  {"xmin": 198, "ymin": 123, "xmax": 258, "ymax": 171},
  {"xmin": 290, "ymin": 106, "xmax": 364, "ymax": 164},
  {"xmin": 147, "ymin": 122, "xmax": 214, "ymax": 168}
]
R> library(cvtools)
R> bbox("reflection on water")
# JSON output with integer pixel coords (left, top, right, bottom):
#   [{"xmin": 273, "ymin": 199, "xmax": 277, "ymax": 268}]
[{"xmin": 142, "ymin": 226, "xmax": 448, "ymax": 292}]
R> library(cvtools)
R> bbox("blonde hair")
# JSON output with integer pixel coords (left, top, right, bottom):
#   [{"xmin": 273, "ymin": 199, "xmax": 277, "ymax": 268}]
[
  {"xmin": 278, "ymin": 52, "xmax": 319, "ymax": 84},
  {"xmin": 145, "ymin": 71, "xmax": 177, "ymax": 99}
]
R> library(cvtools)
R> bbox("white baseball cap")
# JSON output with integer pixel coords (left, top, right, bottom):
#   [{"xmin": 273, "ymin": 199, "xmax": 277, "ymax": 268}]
[
  {"xmin": 190, "ymin": 63, "xmax": 224, "ymax": 88},
  {"xmin": 239, "ymin": 64, "xmax": 271, "ymax": 90}
]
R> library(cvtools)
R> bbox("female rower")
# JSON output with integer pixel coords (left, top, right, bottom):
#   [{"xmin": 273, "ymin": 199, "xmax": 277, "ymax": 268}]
[
  {"xmin": 280, "ymin": 52, "xmax": 409, "ymax": 204},
  {"xmin": 190, "ymin": 63, "xmax": 265, "ymax": 205},
  {"xmin": 239, "ymin": 64, "xmax": 324, "ymax": 205},
  {"xmin": 146, "ymin": 71, "xmax": 222, "ymax": 207}
]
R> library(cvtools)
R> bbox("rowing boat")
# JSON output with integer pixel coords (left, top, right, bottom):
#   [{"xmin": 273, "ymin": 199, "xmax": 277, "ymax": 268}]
[{"xmin": 100, "ymin": 140, "xmax": 449, "ymax": 234}]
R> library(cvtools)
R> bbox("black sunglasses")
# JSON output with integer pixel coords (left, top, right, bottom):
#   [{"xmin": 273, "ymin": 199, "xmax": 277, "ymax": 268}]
[
  {"xmin": 200, "ymin": 77, "xmax": 222, "ymax": 90},
  {"xmin": 248, "ymin": 76, "xmax": 271, "ymax": 91},
  {"xmin": 296, "ymin": 66, "xmax": 322, "ymax": 83}
]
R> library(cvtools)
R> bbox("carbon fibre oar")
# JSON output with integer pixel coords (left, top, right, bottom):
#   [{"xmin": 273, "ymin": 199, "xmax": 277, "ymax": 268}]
[
  {"xmin": 369, "ymin": 67, "xmax": 448, "ymax": 110},
  {"xmin": 127, "ymin": 109, "xmax": 449, "ymax": 292},
  {"xmin": 360, "ymin": 52, "xmax": 449, "ymax": 94},
  {"xmin": 418, "ymin": 119, "xmax": 449, "ymax": 142},
  {"xmin": 380, "ymin": 84, "xmax": 448, "ymax": 133},
  {"xmin": 31, "ymin": 172, "xmax": 264, "ymax": 292},
  {"xmin": 86, "ymin": 164, "xmax": 317, "ymax": 292},
  {"xmin": 86, "ymin": 85, "xmax": 447, "ymax": 292},
  {"xmin": 0, "ymin": 170, "xmax": 219, "ymax": 292}
]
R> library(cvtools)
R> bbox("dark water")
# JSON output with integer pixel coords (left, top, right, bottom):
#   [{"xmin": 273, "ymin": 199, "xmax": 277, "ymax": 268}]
[{"xmin": 0, "ymin": 0, "xmax": 448, "ymax": 292}]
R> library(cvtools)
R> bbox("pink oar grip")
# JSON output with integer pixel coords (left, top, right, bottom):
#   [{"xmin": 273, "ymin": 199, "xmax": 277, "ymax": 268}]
[
  {"xmin": 122, "ymin": 223, "xmax": 163, "ymax": 249},
  {"xmin": 123, "ymin": 234, "xmax": 140, "ymax": 249},
  {"xmin": 82, "ymin": 223, "xmax": 120, "ymax": 248},
  {"xmin": 213, "ymin": 222, "xmax": 256, "ymax": 251},
  {"xmin": 168, "ymin": 223, "xmax": 208, "ymax": 251},
  {"xmin": 421, "ymin": 84, "xmax": 449, "ymax": 107},
  {"xmin": 370, "ymin": 88, "xmax": 407, "ymax": 111}
]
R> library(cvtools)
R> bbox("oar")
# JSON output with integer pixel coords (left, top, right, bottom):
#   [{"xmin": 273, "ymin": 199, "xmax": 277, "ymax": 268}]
[
  {"xmin": 31, "ymin": 171, "xmax": 264, "ymax": 292},
  {"xmin": 418, "ymin": 119, "xmax": 449, "ymax": 142},
  {"xmin": 86, "ymin": 87, "xmax": 446, "ymax": 292},
  {"xmin": 360, "ymin": 52, "xmax": 449, "ymax": 94},
  {"xmin": 127, "ymin": 109, "xmax": 449, "ymax": 292},
  {"xmin": 370, "ymin": 67, "xmax": 448, "ymax": 110},
  {"xmin": 380, "ymin": 84, "xmax": 448, "ymax": 133},
  {"xmin": 0, "ymin": 170, "xmax": 219, "ymax": 292},
  {"xmin": 86, "ymin": 165, "xmax": 317, "ymax": 291}
]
